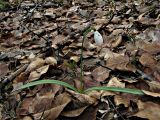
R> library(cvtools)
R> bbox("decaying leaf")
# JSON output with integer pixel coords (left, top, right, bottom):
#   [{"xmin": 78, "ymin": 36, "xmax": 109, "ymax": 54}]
[
  {"xmin": 106, "ymin": 55, "xmax": 136, "ymax": 72},
  {"xmin": 61, "ymin": 106, "xmax": 88, "ymax": 117},
  {"xmin": 136, "ymin": 41, "xmax": 160, "ymax": 54},
  {"xmin": 134, "ymin": 100, "xmax": 160, "ymax": 120},
  {"xmin": 139, "ymin": 53, "xmax": 157, "ymax": 68},
  {"xmin": 92, "ymin": 66, "xmax": 110, "ymax": 82},
  {"xmin": 0, "ymin": 62, "xmax": 9, "ymax": 78},
  {"xmin": 33, "ymin": 93, "xmax": 71, "ymax": 120}
]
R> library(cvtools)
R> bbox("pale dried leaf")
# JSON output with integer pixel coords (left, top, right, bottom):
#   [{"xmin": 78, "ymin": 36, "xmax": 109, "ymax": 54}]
[
  {"xmin": 28, "ymin": 65, "xmax": 49, "ymax": 81},
  {"xmin": 107, "ymin": 77, "xmax": 125, "ymax": 88},
  {"xmin": 66, "ymin": 89, "xmax": 97, "ymax": 104},
  {"xmin": 45, "ymin": 57, "xmax": 57, "ymax": 66},
  {"xmin": 25, "ymin": 58, "xmax": 45, "ymax": 72},
  {"xmin": 142, "ymin": 90, "xmax": 160, "ymax": 97}
]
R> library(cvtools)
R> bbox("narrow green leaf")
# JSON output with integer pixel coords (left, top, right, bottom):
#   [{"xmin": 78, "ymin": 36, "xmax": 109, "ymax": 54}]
[
  {"xmin": 84, "ymin": 86, "xmax": 144, "ymax": 95},
  {"xmin": 14, "ymin": 79, "xmax": 79, "ymax": 93}
]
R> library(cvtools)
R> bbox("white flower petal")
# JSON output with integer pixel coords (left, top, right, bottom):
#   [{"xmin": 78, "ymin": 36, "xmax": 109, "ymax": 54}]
[{"xmin": 94, "ymin": 31, "xmax": 103, "ymax": 46}]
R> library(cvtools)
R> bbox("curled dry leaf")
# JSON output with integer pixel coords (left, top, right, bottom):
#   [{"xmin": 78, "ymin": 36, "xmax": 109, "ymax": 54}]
[
  {"xmin": 114, "ymin": 95, "xmax": 130, "ymax": 107},
  {"xmin": 28, "ymin": 65, "xmax": 49, "ymax": 81},
  {"xmin": 110, "ymin": 35, "xmax": 122, "ymax": 48},
  {"xmin": 45, "ymin": 57, "xmax": 57, "ymax": 66},
  {"xmin": 147, "ymin": 81, "xmax": 160, "ymax": 92},
  {"xmin": 142, "ymin": 90, "xmax": 160, "ymax": 97},
  {"xmin": 66, "ymin": 89, "xmax": 97, "ymax": 104},
  {"xmin": 107, "ymin": 77, "xmax": 125, "ymax": 88},
  {"xmin": 70, "ymin": 56, "xmax": 80, "ymax": 62},
  {"xmin": 25, "ymin": 58, "xmax": 45, "ymax": 73},
  {"xmin": 92, "ymin": 66, "xmax": 110, "ymax": 82},
  {"xmin": 99, "ymin": 48, "xmax": 115, "ymax": 59}
]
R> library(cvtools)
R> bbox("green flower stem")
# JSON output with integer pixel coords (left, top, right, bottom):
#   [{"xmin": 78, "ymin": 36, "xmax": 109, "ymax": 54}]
[{"xmin": 80, "ymin": 26, "xmax": 95, "ymax": 92}]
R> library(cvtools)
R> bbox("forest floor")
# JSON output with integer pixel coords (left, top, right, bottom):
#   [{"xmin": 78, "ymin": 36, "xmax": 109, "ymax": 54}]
[{"xmin": 0, "ymin": 0, "xmax": 160, "ymax": 120}]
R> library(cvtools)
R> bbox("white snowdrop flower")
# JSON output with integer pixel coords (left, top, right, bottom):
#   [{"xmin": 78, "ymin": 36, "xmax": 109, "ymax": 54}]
[{"xmin": 94, "ymin": 30, "xmax": 103, "ymax": 46}]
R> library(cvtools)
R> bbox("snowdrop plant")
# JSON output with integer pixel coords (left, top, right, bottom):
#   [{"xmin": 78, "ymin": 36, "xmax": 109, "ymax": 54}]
[{"xmin": 15, "ymin": 26, "xmax": 144, "ymax": 95}]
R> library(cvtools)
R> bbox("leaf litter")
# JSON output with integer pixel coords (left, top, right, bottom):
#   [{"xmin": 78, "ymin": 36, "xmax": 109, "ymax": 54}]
[{"xmin": 0, "ymin": 0, "xmax": 160, "ymax": 120}]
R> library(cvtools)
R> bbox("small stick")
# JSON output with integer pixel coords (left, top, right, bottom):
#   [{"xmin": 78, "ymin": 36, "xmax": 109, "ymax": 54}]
[{"xmin": 2, "ymin": 64, "xmax": 29, "ymax": 85}]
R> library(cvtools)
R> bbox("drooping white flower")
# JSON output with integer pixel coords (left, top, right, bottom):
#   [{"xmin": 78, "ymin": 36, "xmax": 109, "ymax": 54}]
[{"xmin": 94, "ymin": 30, "xmax": 103, "ymax": 46}]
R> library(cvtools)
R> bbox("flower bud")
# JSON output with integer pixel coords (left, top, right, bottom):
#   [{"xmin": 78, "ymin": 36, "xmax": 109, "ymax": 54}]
[{"xmin": 94, "ymin": 31, "xmax": 103, "ymax": 46}]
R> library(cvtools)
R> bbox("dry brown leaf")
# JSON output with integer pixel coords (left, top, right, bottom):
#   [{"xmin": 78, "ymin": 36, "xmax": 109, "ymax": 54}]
[
  {"xmin": 136, "ymin": 41, "xmax": 160, "ymax": 54},
  {"xmin": 139, "ymin": 53, "xmax": 157, "ymax": 68},
  {"xmin": 112, "ymin": 29, "xmax": 124, "ymax": 35},
  {"xmin": 99, "ymin": 48, "xmax": 117, "ymax": 59},
  {"xmin": 31, "ymin": 94, "xmax": 54, "ymax": 113},
  {"xmin": 142, "ymin": 90, "xmax": 160, "ymax": 97},
  {"xmin": 13, "ymin": 72, "xmax": 28, "ymax": 84},
  {"xmin": 114, "ymin": 95, "xmax": 130, "ymax": 107},
  {"xmin": 147, "ymin": 81, "xmax": 160, "ymax": 92},
  {"xmin": 70, "ymin": 56, "xmax": 80, "ymax": 62},
  {"xmin": 0, "ymin": 62, "xmax": 9, "ymax": 78},
  {"xmin": 106, "ymin": 55, "xmax": 136, "ymax": 72},
  {"xmin": 87, "ymin": 90, "xmax": 101, "ymax": 100},
  {"xmin": 66, "ymin": 89, "xmax": 97, "ymax": 104},
  {"xmin": 92, "ymin": 66, "xmax": 110, "ymax": 82},
  {"xmin": 33, "ymin": 93, "xmax": 71, "ymax": 120},
  {"xmin": 111, "ymin": 16, "xmax": 121, "ymax": 24},
  {"xmin": 76, "ymin": 106, "xmax": 97, "ymax": 120},
  {"xmin": 44, "ymin": 8, "xmax": 56, "ymax": 18},
  {"xmin": 134, "ymin": 100, "xmax": 160, "ymax": 120},
  {"xmin": 25, "ymin": 58, "xmax": 45, "ymax": 73},
  {"xmin": 52, "ymin": 35, "xmax": 69, "ymax": 49},
  {"xmin": 107, "ymin": 77, "xmax": 125, "ymax": 88},
  {"xmin": 111, "ymin": 35, "xmax": 122, "ymax": 48},
  {"xmin": 28, "ymin": 65, "xmax": 49, "ymax": 81},
  {"xmin": 22, "ymin": 116, "xmax": 33, "ymax": 120},
  {"xmin": 36, "ymin": 84, "xmax": 60, "ymax": 98},
  {"xmin": 61, "ymin": 106, "xmax": 88, "ymax": 117},
  {"xmin": 83, "ymin": 76, "xmax": 100, "ymax": 89},
  {"xmin": 16, "ymin": 97, "xmax": 34, "ymax": 116},
  {"xmin": 45, "ymin": 57, "xmax": 57, "ymax": 66}
]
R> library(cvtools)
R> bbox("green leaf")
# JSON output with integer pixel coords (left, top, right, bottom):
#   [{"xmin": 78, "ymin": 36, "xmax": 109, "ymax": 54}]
[
  {"xmin": 14, "ymin": 79, "xmax": 79, "ymax": 93},
  {"xmin": 85, "ymin": 86, "xmax": 144, "ymax": 95}
]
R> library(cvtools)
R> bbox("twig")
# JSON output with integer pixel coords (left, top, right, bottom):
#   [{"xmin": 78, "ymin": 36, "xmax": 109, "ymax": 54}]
[{"xmin": 2, "ymin": 64, "xmax": 28, "ymax": 85}]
